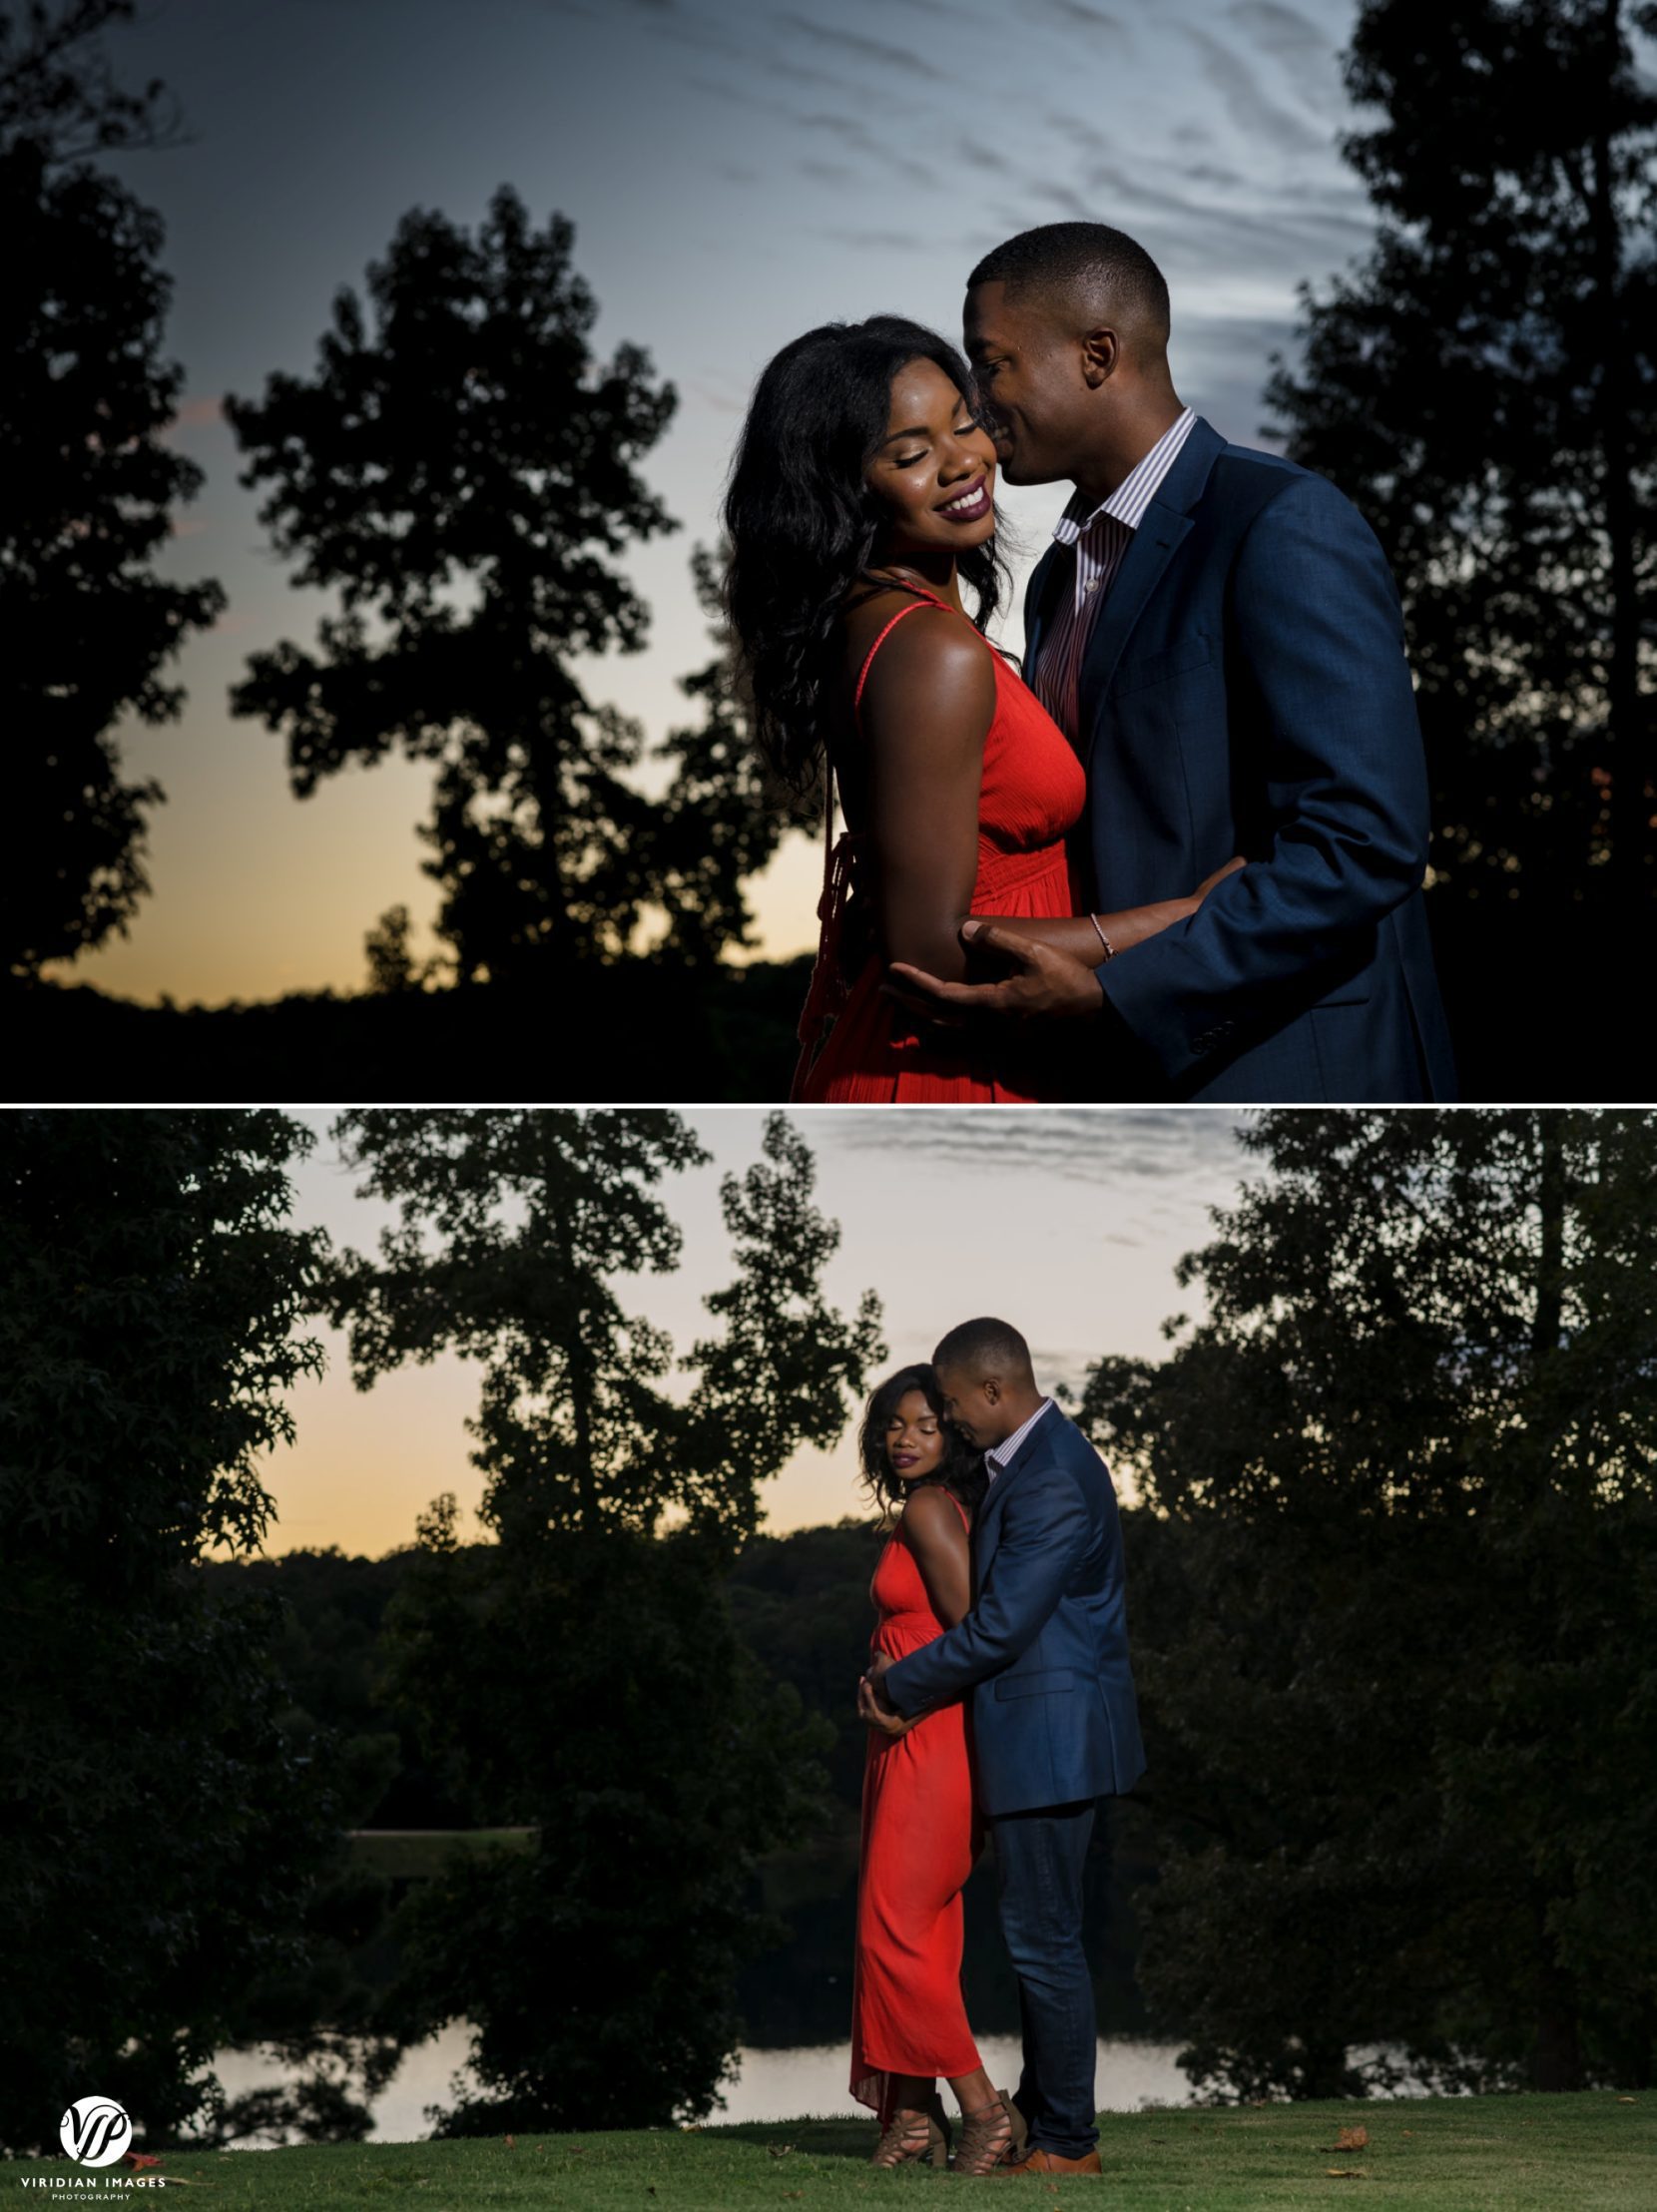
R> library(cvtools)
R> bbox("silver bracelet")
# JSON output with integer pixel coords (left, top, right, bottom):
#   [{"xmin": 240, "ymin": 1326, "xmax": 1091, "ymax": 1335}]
[{"xmin": 1088, "ymin": 912, "xmax": 1116, "ymax": 963}]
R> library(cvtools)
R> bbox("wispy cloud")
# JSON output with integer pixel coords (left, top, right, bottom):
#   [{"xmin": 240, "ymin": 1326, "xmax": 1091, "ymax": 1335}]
[
  {"xmin": 779, "ymin": 13, "xmax": 946, "ymax": 79},
  {"xmin": 1183, "ymin": 23, "xmax": 1330, "ymax": 155},
  {"xmin": 1030, "ymin": 0, "xmax": 1133, "ymax": 36},
  {"xmin": 1226, "ymin": 0, "xmax": 1343, "ymax": 111},
  {"xmin": 170, "ymin": 394, "xmax": 225, "ymax": 430},
  {"xmin": 828, "ymin": 1107, "xmax": 1253, "ymax": 1189}
]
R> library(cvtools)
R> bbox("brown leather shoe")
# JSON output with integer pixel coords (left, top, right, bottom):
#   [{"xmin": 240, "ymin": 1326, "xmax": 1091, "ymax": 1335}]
[{"xmin": 991, "ymin": 2144, "xmax": 1103, "ymax": 2177}]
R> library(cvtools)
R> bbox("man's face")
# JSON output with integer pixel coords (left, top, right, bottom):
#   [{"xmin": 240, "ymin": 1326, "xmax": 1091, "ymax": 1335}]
[
  {"xmin": 963, "ymin": 279, "xmax": 1090, "ymax": 486},
  {"xmin": 933, "ymin": 1360, "xmax": 1013, "ymax": 1451}
]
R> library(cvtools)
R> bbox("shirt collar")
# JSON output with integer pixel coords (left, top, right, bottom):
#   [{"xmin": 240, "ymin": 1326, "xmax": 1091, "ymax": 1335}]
[
  {"xmin": 1052, "ymin": 403, "xmax": 1198, "ymax": 544},
  {"xmin": 985, "ymin": 1396, "xmax": 1056, "ymax": 1481}
]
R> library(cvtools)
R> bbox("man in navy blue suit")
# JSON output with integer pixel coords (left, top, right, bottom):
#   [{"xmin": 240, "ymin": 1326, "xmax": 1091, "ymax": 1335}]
[
  {"xmin": 888, "ymin": 222, "xmax": 1458, "ymax": 1104},
  {"xmin": 859, "ymin": 1317, "xmax": 1145, "ymax": 2179}
]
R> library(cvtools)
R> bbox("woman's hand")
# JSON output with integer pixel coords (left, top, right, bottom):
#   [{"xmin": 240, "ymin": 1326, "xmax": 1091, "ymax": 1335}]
[
  {"xmin": 858, "ymin": 1673, "xmax": 919, "ymax": 1738},
  {"xmin": 1193, "ymin": 853, "xmax": 1247, "ymax": 899}
]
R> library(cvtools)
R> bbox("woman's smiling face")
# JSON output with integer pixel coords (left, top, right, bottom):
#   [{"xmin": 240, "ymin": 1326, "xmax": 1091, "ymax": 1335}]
[
  {"xmin": 884, "ymin": 1386, "xmax": 946, "ymax": 1483},
  {"xmin": 862, "ymin": 355, "xmax": 999, "ymax": 557}
]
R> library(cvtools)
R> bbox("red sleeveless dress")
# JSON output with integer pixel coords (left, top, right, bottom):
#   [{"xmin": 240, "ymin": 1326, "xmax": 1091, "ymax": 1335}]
[
  {"xmin": 849, "ymin": 1488, "xmax": 981, "ymax": 2126},
  {"xmin": 793, "ymin": 582, "xmax": 1087, "ymax": 1102}
]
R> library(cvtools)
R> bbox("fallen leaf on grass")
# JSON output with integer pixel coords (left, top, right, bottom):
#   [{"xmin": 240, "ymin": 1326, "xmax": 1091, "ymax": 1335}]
[
  {"xmin": 768, "ymin": 2143, "xmax": 795, "ymax": 2159},
  {"xmin": 1326, "ymin": 2168, "xmax": 1366, "ymax": 2180},
  {"xmin": 1335, "ymin": 2127, "xmax": 1369, "ymax": 2151},
  {"xmin": 504, "ymin": 2134, "xmax": 516, "ymax": 2150},
  {"xmin": 1619, "ymin": 2097, "xmax": 1637, "ymax": 2104},
  {"xmin": 125, "ymin": 2155, "xmax": 164, "ymax": 2172}
]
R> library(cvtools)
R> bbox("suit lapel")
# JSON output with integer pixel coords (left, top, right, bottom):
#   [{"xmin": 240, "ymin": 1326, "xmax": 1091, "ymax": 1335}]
[
  {"xmin": 1077, "ymin": 514, "xmax": 1193, "ymax": 766},
  {"xmin": 1075, "ymin": 414, "xmax": 1226, "ymax": 768},
  {"xmin": 975, "ymin": 1402, "xmax": 1063, "ymax": 1551},
  {"xmin": 1021, "ymin": 540, "xmax": 1072, "ymax": 673}
]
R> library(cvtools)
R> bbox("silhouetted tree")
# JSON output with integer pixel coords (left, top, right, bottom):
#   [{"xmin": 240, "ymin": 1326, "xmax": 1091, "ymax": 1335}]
[
  {"xmin": 315, "ymin": 1110, "xmax": 882, "ymax": 2128},
  {"xmin": 1, "ymin": 2, "xmax": 223, "ymax": 980},
  {"xmin": 1082, "ymin": 1109, "xmax": 1657, "ymax": 2099},
  {"xmin": 362, "ymin": 903, "xmax": 434, "ymax": 995},
  {"xmin": 0, "ymin": 1110, "xmax": 347, "ymax": 2153},
  {"xmin": 227, "ymin": 193, "xmax": 691, "ymax": 984},
  {"xmin": 648, "ymin": 543, "xmax": 818, "ymax": 965},
  {"xmin": 1266, "ymin": 0, "xmax": 1657, "ymax": 929},
  {"xmin": 323, "ymin": 1109, "xmax": 881, "ymax": 1544},
  {"xmin": 0, "ymin": 1, "xmax": 181, "ymax": 161}
]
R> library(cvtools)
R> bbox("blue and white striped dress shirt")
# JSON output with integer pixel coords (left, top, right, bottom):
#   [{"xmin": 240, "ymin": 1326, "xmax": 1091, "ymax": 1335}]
[
  {"xmin": 1031, "ymin": 404, "xmax": 1199, "ymax": 746},
  {"xmin": 985, "ymin": 1396, "xmax": 1056, "ymax": 1484}
]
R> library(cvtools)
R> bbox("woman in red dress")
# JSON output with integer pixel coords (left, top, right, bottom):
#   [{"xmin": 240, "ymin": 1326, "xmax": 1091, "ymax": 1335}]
[
  {"xmin": 723, "ymin": 316, "xmax": 1240, "ymax": 1100},
  {"xmin": 847, "ymin": 1365, "xmax": 1024, "ymax": 2174}
]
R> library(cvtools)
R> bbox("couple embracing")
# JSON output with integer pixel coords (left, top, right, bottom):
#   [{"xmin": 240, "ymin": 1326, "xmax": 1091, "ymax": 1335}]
[
  {"xmin": 725, "ymin": 220, "xmax": 1456, "ymax": 1105},
  {"xmin": 848, "ymin": 1319, "xmax": 1142, "ymax": 2179}
]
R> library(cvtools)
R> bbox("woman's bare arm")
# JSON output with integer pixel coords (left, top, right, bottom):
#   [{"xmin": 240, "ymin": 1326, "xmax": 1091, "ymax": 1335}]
[
  {"xmin": 853, "ymin": 611, "xmax": 996, "ymax": 985},
  {"xmin": 857, "ymin": 1486, "xmax": 971, "ymax": 1738},
  {"xmin": 973, "ymin": 856, "xmax": 1249, "ymax": 967},
  {"xmin": 853, "ymin": 608, "xmax": 1244, "ymax": 979},
  {"xmin": 899, "ymin": 1483, "xmax": 972, "ymax": 1629}
]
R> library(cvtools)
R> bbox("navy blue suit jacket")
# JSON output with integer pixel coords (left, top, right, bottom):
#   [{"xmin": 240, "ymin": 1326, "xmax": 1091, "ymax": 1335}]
[
  {"xmin": 881, "ymin": 1404, "xmax": 1146, "ymax": 1820},
  {"xmin": 1025, "ymin": 415, "xmax": 1457, "ymax": 1103}
]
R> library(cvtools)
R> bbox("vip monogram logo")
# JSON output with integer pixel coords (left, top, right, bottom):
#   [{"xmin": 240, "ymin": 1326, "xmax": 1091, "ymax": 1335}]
[{"xmin": 58, "ymin": 2096, "xmax": 133, "ymax": 2168}]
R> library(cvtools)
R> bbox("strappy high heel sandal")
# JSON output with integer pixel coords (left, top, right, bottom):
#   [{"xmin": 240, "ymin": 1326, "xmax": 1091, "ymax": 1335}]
[
  {"xmin": 869, "ymin": 2094, "xmax": 952, "ymax": 2168},
  {"xmin": 999, "ymin": 2085, "xmax": 1030, "ymax": 2160},
  {"xmin": 951, "ymin": 2089, "xmax": 1017, "ymax": 2175}
]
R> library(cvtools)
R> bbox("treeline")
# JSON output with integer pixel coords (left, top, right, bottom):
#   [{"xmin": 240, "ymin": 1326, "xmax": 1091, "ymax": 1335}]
[{"xmin": 6, "ymin": 2, "xmax": 1657, "ymax": 1095}]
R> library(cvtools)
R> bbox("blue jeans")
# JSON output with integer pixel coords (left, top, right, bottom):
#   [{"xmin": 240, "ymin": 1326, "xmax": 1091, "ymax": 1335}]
[{"xmin": 986, "ymin": 1797, "xmax": 1099, "ymax": 2159}]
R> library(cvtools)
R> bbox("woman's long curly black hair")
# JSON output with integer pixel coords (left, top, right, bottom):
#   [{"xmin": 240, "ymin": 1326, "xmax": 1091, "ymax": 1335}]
[
  {"xmin": 723, "ymin": 316, "xmax": 1014, "ymax": 794},
  {"xmin": 856, "ymin": 1362, "xmax": 987, "ymax": 1528}
]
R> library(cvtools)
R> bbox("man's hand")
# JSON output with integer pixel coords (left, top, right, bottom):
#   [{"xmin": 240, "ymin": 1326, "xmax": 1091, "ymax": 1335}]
[{"xmin": 884, "ymin": 922, "xmax": 1104, "ymax": 1030}]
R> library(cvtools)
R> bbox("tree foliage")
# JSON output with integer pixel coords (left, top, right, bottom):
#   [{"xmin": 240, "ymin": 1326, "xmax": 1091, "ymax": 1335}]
[
  {"xmin": 1266, "ymin": 1, "xmax": 1657, "ymax": 923},
  {"xmin": 0, "ymin": 1, "xmax": 181, "ymax": 164},
  {"xmin": 647, "ymin": 543, "xmax": 819, "ymax": 965},
  {"xmin": 1082, "ymin": 1109, "xmax": 1657, "ymax": 2098},
  {"xmin": 1, "ymin": 2, "xmax": 223, "ymax": 979},
  {"xmin": 0, "ymin": 1110, "xmax": 345, "ymax": 2153},
  {"xmin": 317, "ymin": 1109, "xmax": 883, "ymax": 2128},
  {"xmin": 322, "ymin": 1108, "xmax": 882, "ymax": 1544}
]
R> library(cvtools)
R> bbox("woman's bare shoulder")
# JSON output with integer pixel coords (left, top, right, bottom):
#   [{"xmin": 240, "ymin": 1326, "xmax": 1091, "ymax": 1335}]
[
  {"xmin": 856, "ymin": 607, "xmax": 992, "ymax": 728},
  {"xmin": 899, "ymin": 1482, "xmax": 970, "ymax": 1542}
]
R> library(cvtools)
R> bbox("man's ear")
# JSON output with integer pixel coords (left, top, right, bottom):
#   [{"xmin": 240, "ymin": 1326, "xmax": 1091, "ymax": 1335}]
[
  {"xmin": 1081, "ymin": 324, "xmax": 1119, "ymax": 388},
  {"xmin": 983, "ymin": 1375, "xmax": 1001, "ymax": 1404}
]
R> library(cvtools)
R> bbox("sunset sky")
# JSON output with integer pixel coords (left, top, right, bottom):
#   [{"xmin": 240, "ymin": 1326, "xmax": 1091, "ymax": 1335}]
[
  {"xmin": 53, "ymin": 0, "xmax": 1385, "ymax": 1007},
  {"xmin": 244, "ymin": 1105, "xmax": 1256, "ymax": 1558}
]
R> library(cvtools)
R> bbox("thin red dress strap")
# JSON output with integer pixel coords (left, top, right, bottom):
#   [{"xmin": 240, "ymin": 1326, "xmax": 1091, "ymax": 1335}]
[{"xmin": 851, "ymin": 593, "xmax": 939, "ymax": 732}]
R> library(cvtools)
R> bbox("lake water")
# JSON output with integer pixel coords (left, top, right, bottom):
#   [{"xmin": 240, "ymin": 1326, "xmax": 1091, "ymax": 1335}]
[{"xmin": 209, "ymin": 2025, "xmax": 1200, "ymax": 2143}]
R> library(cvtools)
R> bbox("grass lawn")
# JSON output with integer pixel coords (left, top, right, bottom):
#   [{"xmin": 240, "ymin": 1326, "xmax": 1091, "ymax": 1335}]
[{"xmin": 7, "ymin": 2093, "xmax": 1648, "ymax": 2211}]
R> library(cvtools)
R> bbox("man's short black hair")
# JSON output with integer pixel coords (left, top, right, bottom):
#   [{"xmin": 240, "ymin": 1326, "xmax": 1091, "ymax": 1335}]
[
  {"xmin": 932, "ymin": 1316, "xmax": 1036, "ymax": 1383},
  {"xmin": 968, "ymin": 221, "xmax": 1170, "ymax": 346}
]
